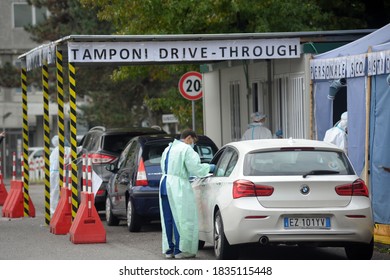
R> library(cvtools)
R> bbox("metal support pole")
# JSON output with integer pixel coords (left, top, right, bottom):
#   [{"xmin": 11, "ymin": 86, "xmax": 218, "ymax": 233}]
[
  {"xmin": 42, "ymin": 60, "xmax": 51, "ymax": 224},
  {"xmin": 57, "ymin": 50, "xmax": 66, "ymax": 207},
  {"xmin": 68, "ymin": 62, "xmax": 78, "ymax": 219},
  {"xmin": 21, "ymin": 67, "xmax": 30, "ymax": 217},
  {"xmin": 192, "ymin": 101, "xmax": 195, "ymax": 131}
]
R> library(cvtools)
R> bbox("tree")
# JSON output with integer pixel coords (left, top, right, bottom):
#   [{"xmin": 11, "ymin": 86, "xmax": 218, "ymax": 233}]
[
  {"xmin": 79, "ymin": 0, "xmax": 389, "ymax": 132},
  {"xmin": 25, "ymin": 0, "xmax": 162, "ymax": 128}
]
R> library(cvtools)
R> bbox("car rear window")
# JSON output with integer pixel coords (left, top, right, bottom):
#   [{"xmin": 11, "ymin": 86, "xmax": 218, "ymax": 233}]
[
  {"xmin": 243, "ymin": 150, "xmax": 354, "ymax": 176},
  {"xmin": 143, "ymin": 142, "xmax": 170, "ymax": 165},
  {"xmin": 142, "ymin": 140, "xmax": 218, "ymax": 165},
  {"xmin": 102, "ymin": 134, "xmax": 139, "ymax": 154}
]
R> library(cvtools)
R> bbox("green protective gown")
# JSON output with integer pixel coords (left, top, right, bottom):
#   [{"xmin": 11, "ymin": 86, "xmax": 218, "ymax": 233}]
[{"xmin": 159, "ymin": 139, "xmax": 210, "ymax": 255}]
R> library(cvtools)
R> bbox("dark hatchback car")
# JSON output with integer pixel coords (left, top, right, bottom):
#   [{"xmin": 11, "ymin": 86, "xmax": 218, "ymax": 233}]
[
  {"xmin": 105, "ymin": 134, "xmax": 219, "ymax": 232},
  {"xmin": 76, "ymin": 126, "xmax": 166, "ymax": 210}
]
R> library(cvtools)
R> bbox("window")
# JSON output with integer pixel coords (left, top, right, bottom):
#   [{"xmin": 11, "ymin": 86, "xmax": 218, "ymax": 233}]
[
  {"xmin": 13, "ymin": 3, "xmax": 48, "ymax": 28},
  {"xmin": 244, "ymin": 150, "xmax": 353, "ymax": 176},
  {"xmin": 272, "ymin": 74, "xmax": 306, "ymax": 138},
  {"xmin": 252, "ymin": 81, "xmax": 269, "ymax": 117},
  {"xmin": 215, "ymin": 148, "xmax": 238, "ymax": 177},
  {"xmin": 230, "ymin": 82, "xmax": 241, "ymax": 141},
  {"xmin": 143, "ymin": 142, "xmax": 170, "ymax": 165}
]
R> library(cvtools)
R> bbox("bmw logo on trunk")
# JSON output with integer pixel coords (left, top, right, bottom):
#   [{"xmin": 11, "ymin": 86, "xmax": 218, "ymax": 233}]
[{"xmin": 300, "ymin": 184, "xmax": 310, "ymax": 195}]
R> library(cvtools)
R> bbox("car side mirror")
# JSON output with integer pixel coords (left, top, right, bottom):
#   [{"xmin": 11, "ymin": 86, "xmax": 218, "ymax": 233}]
[{"xmin": 106, "ymin": 163, "xmax": 118, "ymax": 173}]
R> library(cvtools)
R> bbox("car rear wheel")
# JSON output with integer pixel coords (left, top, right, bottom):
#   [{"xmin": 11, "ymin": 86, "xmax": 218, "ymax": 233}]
[
  {"xmin": 127, "ymin": 199, "xmax": 141, "ymax": 232},
  {"xmin": 214, "ymin": 210, "xmax": 239, "ymax": 260},
  {"xmin": 105, "ymin": 197, "xmax": 119, "ymax": 226},
  {"xmin": 344, "ymin": 238, "xmax": 374, "ymax": 260}
]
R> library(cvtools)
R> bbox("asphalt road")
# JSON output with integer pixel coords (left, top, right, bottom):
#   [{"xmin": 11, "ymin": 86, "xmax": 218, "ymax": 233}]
[{"xmin": 1, "ymin": 182, "xmax": 389, "ymax": 260}]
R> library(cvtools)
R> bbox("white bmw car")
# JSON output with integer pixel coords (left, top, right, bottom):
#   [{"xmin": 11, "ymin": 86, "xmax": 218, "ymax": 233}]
[{"xmin": 192, "ymin": 139, "xmax": 374, "ymax": 260}]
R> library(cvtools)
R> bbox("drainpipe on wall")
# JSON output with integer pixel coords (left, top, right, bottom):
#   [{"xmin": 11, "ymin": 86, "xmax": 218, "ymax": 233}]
[
  {"xmin": 243, "ymin": 61, "xmax": 251, "ymax": 125},
  {"xmin": 218, "ymin": 69, "xmax": 223, "ymax": 146},
  {"xmin": 267, "ymin": 59, "xmax": 273, "ymax": 126}
]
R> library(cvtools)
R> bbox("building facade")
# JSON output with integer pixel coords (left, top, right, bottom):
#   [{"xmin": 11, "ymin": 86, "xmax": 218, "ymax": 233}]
[{"xmin": 0, "ymin": 0, "xmax": 57, "ymax": 178}]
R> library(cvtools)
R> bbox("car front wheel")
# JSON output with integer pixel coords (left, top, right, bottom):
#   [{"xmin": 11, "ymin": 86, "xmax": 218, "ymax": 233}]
[
  {"xmin": 214, "ymin": 210, "xmax": 238, "ymax": 260},
  {"xmin": 127, "ymin": 199, "xmax": 141, "ymax": 232},
  {"xmin": 344, "ymin": 238, "xmax": 374, "ymax": 260},
  {"xmin": 105, "ymin": 197, "xmax": 119, "ymax": 226}
]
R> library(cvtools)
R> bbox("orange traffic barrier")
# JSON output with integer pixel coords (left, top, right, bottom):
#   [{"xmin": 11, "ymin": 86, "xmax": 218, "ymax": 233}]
[
  {"xmin": 1, "ymin": 180, "xmax": 35, "ymax": 218},
  {"xmin": 0, "ymin": 174, "xmax": 7, "ymax": 206},
  {"xmin": 0, "ymin": 152, "xmax": 7, "ymax": 205},
  {"xmin": 69, "ymin": 155, "xmax": 106, "ymax": 244},
  {"xmin": 50, "ymin": 187, "xmax": 72, "ymax": 234},
  {"xmin": 50, "ymin": 162, "xmax": 72, "ymax": 235},
  {"xmin": 2, "ymin": 153, "xmax": 35, "ymax": 218},
  {"xmin": 69, "ymin": 191, "xmax": 106, "ymax": 244},
  {"xmin": 2, "ymin": 152, "xmax": 17, "ymax": 213}
]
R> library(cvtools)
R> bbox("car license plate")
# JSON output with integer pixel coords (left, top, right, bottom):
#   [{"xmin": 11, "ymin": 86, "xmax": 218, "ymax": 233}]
[{"xmin": 284, "ymin": 217, "xmax": 330, "ymax": 229}]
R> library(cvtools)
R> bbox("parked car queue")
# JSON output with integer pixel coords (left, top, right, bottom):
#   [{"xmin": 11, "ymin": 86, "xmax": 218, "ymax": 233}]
[
  {"xmin": 104, "ymin": 134, "xmax": 219, "ymax": 232},
  {"xmin": 73, "ymin": 127, "xmax": 373, "ymax": 260}
]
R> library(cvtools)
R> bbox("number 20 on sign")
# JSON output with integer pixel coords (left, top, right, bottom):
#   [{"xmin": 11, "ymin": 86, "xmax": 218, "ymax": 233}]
[{"xmin": 178, "ymin": 71, "xmax": 203, "ymax": 101}]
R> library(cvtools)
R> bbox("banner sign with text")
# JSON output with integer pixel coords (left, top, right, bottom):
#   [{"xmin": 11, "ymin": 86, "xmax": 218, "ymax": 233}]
[
  {"xmin": 67, "ymin": 39, "xmax": 300, "ymax": 63},
  {"xmin": 310, "ymin": 50, "xmax": 390, "ymax": 80}
]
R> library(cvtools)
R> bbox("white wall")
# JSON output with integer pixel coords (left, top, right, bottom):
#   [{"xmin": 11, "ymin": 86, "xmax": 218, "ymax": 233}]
[
  {"xmin": 203, "ymin": 70, "xmax": 222, "ymax": 147},
  {"xmin": 203, "ymin": 56, "xmax": 311, "ymax": 146}
]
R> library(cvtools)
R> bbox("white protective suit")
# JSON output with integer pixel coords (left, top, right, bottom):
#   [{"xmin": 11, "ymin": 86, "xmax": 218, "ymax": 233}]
[
  {"xmin": 50, "ymin": 136, "xmax": 71, "ymax": 216},
  {"xmin": 323, "ymin": 112, "xmax": 348, "ymax": 154},
  {"xmin": 159, "ymin": 139, "xmax": 210, "ymax": 255},
  {"xmin": 242, "ymin": 123, "xmax": 272, "ymax": 140}
]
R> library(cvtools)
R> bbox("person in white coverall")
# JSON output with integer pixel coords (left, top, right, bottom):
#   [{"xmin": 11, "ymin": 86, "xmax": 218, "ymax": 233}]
[
  {"xmin": 50, "ymin": 136, "xmax": 71, "ymax": 216},
  {"xmin": 159, "ymin": 129, "xmax": 213, "ymax": 259},
  {"xmin": 241, "ymin": 112, "xmax": 272, "ymax": 140},
  {"xmin": 323, "ymin": 111, "xmax": 348, "ymax": 154}
]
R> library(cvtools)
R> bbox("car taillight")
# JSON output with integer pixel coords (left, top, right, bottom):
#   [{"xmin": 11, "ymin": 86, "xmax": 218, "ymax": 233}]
[
  {"xmin": 335, "ymin": 179, "xmax": 369, "ymax": 197},
  {"xmin": 233, "ymin": 179, "xmax": 274, "ymax": 199},
  {"xmin": 135, "ymin": 158, "xmax": 148, "ymax": 186},
  {"xmin": 89, "ymin": 153, "xmax": 116, "ymax": 164}
]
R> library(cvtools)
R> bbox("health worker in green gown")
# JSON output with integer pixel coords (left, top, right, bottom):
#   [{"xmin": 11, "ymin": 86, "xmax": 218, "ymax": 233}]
[{"xmin": 159, "ymin": 129, "xmax": 213, "ymax": 259}]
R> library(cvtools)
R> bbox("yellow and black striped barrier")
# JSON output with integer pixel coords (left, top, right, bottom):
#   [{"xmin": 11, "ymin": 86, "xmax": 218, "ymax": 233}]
[
  {"xmin": 57, "ymin": 50, "xmax": 66, "ymax": 201},
  {"xmin": 42, "ymin": 60, "xmax": 51, "ymax": 224},
  {"xmin": 68, "ymin": 62, "xmax": 78, "ymax": 219},
  {"xmin": 21, "ymin": 67, "xmax": 31, "ymax": 217}
]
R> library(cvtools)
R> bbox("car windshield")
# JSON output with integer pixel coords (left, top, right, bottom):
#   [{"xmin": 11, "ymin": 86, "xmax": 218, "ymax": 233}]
[{"xmin": 243, "ymin": 150, "xmax": 354, "ymax": 176}]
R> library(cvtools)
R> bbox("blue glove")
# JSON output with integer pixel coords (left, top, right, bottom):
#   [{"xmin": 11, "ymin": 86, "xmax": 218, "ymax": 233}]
[{"xmin": 209, "ymin": 164, "xmax": 216, "ymax": 173}]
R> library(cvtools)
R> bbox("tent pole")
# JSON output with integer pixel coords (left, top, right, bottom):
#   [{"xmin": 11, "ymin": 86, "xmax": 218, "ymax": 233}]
[
  {"xmin": 309, "ymin": 55, "xmax": 314, "ymax": 140},
  {"xmin": 363, "ymin": 47, "xmax": 372, "ymax": 185}
]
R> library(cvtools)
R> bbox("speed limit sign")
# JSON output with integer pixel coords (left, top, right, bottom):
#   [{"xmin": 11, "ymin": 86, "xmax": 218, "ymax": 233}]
[{"xmin": 178, "ymin": 71, "xmax": 203, "ymax": 101}]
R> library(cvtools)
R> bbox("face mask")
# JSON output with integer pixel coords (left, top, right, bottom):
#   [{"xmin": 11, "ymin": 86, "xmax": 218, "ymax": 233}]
[{"xmin": 190, "ymin": 143, "xmax": 195, "ymax": 149}]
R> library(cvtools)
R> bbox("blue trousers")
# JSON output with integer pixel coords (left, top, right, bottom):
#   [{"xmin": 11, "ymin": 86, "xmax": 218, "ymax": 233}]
[{"xmin": 161, "ymin": 195, "xmax": 180, "ymax": 254}]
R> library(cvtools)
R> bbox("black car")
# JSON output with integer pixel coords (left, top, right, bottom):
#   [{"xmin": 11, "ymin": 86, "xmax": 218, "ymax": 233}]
[
  {"xmin": 105, "ymin": 134, "xmax": 219, "ymax": 232},
  {"xmin": 76, "ymin": 126, "xmax": 166, "ymax": 210}
]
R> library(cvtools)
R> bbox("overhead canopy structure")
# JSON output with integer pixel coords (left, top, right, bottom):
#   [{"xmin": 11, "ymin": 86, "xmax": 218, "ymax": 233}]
[
  {"xmin": 20, "ymin": 33, "xmax": 308, "ymax": 71},
  {"xmin": 310, "ymin": 23, "xmax": 390, "ymax": 225},
  {"xmin": 18, "ymin": 30, "xmax": 373, "ymax": 224}
]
